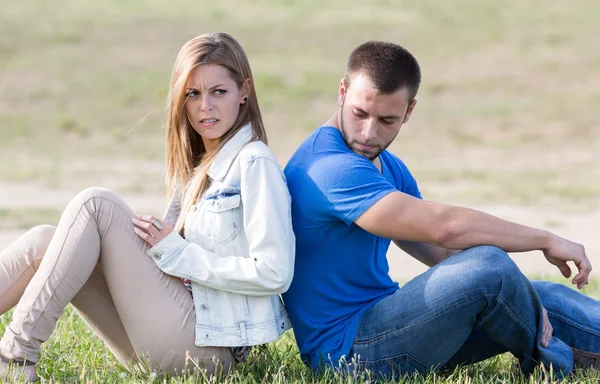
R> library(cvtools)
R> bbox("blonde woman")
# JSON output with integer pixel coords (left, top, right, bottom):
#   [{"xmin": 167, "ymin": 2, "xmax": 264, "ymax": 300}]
[{"xmin": 0, "ymin": 32, "xmax": 295, "ymax": 382}]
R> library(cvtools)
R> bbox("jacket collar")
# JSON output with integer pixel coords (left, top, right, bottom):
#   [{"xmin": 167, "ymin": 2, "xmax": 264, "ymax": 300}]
[{"xmin": 208, "ymin": 123, "xmax": 253, "ymax": 181}]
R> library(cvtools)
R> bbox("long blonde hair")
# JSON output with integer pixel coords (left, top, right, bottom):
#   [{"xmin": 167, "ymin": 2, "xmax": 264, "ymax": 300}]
[{"xmin": 165, "ymin": 32, "xmax": 267, "ymax": 235}]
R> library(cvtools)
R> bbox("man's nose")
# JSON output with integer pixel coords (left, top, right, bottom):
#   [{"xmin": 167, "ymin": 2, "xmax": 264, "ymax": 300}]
[{"xmin": 362, "ymin": 119, "xmax": 377, "ymax": 141}]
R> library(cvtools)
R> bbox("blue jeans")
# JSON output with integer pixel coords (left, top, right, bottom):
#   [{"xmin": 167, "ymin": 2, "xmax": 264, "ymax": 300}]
[{"xmin": 349, "ymin": 245, "xmax": 600, "ymax": 380}]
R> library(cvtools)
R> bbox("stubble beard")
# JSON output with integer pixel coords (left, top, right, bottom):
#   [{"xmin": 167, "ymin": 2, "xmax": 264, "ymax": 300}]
[{"xmin": 338, "ymin": 97, "xmax": 386, "ymax": 161}]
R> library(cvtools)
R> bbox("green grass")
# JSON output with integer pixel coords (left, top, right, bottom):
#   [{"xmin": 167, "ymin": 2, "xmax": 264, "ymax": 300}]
[{"xmin": 2, "ymin": 277, "xmax": 600, "ymax": 383}]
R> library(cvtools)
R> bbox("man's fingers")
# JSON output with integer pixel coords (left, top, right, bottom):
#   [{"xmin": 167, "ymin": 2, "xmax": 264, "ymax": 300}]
[
  {"xmin": 543, "ymin": 324, "xmax": 553, "ymax": 348},
  {"xmin": 541, "ymin": 307, "xmax": 553, "ymax": 348},
  {"xmin": 572, "ymin": 259, "xmax": 591, "ymax": 289},
  {"xmin": 555, "ymin": 262, "xmax": 572, "ymax": 278}
]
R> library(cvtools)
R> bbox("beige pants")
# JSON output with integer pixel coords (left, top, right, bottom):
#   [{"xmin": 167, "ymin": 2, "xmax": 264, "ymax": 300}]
[{"xmin": 0, "ymin": 187, "xmax": 234, "ymax": 375}]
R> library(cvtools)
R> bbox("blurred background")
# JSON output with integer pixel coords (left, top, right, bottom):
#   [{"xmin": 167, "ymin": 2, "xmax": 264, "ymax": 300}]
[{"xmin": 1, "ymin": 0, "xmax": 599, "ymax": 281}]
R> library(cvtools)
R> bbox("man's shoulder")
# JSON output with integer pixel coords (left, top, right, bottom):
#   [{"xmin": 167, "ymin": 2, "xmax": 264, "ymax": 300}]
[
  {"xmin": 287, "ymin": 127, "xmax": 364, "ymax": 168},
  {"xmin": 381, "ymin": 150, "xmax": 412, "ymax": 173}
]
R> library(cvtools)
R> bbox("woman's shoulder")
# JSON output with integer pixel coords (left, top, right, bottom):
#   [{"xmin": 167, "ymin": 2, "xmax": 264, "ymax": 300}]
[{"xmin": 237, "ymin": 140, "xmax": 279, "ymax": 164}]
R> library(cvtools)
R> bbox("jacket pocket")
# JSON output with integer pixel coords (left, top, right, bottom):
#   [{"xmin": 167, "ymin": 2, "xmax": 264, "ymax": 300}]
[{"xmin": 204, "ymin": 193, "xmax": 241, "ymax": 243}]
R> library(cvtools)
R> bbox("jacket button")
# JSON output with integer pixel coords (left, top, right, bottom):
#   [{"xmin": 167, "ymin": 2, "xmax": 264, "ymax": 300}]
[
  {"xmin": 204, "ymin": 334, "xmax": 210, "ymax": 340},
  {"xmin": 153, "ymin": 253, "xmax": 161, "ymax": 260},
  {"xmin": 190, "ymin": 205, "xmax": 196, "ymax": 212},
  {"xmin": 201, "ymin": 304, "xmax": 208, "ymax": 310}
]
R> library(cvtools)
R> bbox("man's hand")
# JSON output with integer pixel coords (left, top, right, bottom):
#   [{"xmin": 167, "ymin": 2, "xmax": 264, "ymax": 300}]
[
  {"xmin": 132, "ymin": 215, "xmax": 174, "ymax": 248},
  {"xmin": 543, "ymin": 236, "xmax": 591, "ymax": 289},
  {"xmin": 540, "ymin": 307, "xmax": 553, "ymax": 348}
]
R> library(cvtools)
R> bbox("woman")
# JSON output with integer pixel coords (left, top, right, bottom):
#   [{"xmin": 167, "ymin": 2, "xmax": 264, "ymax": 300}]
[{"xmin": 0, "ymin": 32, "xmax": 295, "ymax": 382}]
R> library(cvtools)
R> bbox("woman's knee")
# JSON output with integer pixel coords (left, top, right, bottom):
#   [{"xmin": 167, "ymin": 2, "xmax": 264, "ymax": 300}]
[
  {"xmin": 74, "ymin": 187, "xmax": 118, "ymax": 203},
  {"xmin": 67, "ymin": 187, "xmax": 127, "ymax": 217},
  {"xmin": 26, "ymin": 224, "xmax": 56, "ymax": 262}
]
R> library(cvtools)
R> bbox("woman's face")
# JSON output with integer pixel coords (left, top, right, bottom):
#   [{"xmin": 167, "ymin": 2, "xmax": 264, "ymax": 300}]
[{"xmin": 184, "ymin": 64, "xmax": 248, "ymax": 151}]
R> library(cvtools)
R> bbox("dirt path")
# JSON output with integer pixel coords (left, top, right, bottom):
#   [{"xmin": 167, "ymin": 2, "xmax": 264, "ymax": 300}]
[
  {"xmin": 387, "ymin": 205, "xmax": 600, "ymax": 282},
  {"xmin": 1, "ymin": 183, "xmax": 598, "ymax": 283}
]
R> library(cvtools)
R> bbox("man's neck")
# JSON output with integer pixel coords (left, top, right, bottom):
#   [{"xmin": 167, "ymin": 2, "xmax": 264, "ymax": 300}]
[
  {"xmin": 323, "ymin": 113, "xmax": 382, "ymax": 172},
  {"xmin": 323, "ymin": 114, "xmax": 338, "ymax": 129}
]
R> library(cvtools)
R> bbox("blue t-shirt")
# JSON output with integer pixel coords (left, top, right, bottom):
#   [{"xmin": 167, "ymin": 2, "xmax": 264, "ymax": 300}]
[{"xmin": 282, "ymin": 126, "xmax": 422, "ymax": 370}]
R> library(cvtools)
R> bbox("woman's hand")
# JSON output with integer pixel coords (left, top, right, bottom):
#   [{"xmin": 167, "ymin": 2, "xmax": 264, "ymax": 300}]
[{"xmin": 132, "ymin": 215, "xmax": 174, "ymax": 247}]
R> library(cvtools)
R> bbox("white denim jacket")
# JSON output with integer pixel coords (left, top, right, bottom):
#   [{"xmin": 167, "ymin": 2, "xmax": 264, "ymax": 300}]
[{"xmin": 147, "ymin": 124, "xmax": 295, "ymax": 347}]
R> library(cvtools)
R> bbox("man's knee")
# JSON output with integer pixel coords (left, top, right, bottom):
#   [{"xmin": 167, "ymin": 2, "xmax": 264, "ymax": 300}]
[
  {"xmin": 458, "ymin": 245, "xmax": 520, "ymax": 283},
  {"xmin": 463, "ymin": 245, "xmax": 513, "ymax": 265}
]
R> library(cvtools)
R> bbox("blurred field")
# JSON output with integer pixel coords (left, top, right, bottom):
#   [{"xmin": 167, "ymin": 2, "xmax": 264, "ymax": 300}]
[
  {"xmin": 2, "ymin": 0, "xmax": 599, "ymax": 202},
  {"xmin": 2, "ymin": 0, "xmax": 599, "ymax": 279},
  {"xmin": 1, "ymin": 1, "xmax": 600, "ymax": 381}
]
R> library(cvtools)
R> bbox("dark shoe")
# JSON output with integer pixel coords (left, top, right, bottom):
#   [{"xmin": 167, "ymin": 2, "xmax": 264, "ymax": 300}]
[
  {"xmin": 0, "ymin": 352, "xmax": 38, "ymax": 382},
  {"xmin": 572, "ymin": 347, "xmax": 600, "ymax": 370}
]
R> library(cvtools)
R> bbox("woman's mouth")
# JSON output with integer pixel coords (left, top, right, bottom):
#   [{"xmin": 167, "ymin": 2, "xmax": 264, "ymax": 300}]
[{"xmin": 199, "ymin": 118, "xmax": 219, "ymax": 127}]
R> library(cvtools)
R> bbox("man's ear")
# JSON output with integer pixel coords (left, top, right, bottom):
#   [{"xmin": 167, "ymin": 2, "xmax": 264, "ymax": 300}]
[
  {"xmin": 338, "ymin": 78, "xmax": 346, "ymax": 107},
  {"xmin": 402, "ymin": 99, "xmax": 418, "ymax": 124}
]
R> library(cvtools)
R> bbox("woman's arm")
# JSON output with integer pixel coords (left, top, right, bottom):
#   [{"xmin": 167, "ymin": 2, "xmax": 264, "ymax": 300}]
[{"xmin": 147, "ymin": 155, "xmax": 295, "ymax": 296}]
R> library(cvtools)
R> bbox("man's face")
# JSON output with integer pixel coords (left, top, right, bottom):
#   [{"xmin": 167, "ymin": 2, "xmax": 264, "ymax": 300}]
[{"xmin": 338, "ymin": 73, "xmax": 417, "ymax": 161}]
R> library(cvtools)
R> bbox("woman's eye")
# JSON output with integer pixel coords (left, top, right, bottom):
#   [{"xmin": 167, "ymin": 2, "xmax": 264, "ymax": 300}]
[
  {"xmin": 213, "ymin": 89, "xmax": 227, "ymax": 95},
  {"xmin": 186, "ymin": 90, "xmax": 199, "ymax": 97}
]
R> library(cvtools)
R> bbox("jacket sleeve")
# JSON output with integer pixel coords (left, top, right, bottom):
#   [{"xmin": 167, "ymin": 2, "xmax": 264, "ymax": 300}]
[{"xmin": 146, "ymin": 156, "xmax": 295, "ymax": 296}]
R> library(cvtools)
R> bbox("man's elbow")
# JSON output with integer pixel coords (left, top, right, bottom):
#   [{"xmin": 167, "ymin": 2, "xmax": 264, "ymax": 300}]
[{"xmin": 433, "ymin": 218, "xmax": 467, "ymax": 248}]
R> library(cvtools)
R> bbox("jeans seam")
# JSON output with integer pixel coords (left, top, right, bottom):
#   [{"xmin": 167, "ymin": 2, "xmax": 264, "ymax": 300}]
[
  {"xmin": 495, "ymin": 296, "xmax": 536, "ymax": 340},
  {"xmin": 356, "ymin": 352, "xmax": 428, "ymax": 369},
  {"xmin": 354, "ymin": 294, "xmax": 486, "ymax": 345},
  {"xmin": 547, "ymin": 311, "xmax": 600, "ymax": 337}
]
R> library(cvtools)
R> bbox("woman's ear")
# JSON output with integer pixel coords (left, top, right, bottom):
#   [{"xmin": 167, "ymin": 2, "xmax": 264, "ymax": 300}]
[{"xmin": 240, "ymin": 78, "xmax": 252, "ymax": 104}]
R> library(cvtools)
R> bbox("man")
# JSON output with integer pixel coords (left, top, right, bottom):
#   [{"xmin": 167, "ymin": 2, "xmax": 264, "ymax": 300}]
[{"xmin": 282, "ymin": 40, "xmax": 600, "ymax": 380}]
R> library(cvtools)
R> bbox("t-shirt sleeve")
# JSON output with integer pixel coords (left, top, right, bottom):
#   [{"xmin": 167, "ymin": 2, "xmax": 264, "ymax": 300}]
[
  {"xmin": 400, "ymin": 163, "xmax": 422, "ymax": 199},
  {"xmin": 384, "ymin": 152, "xmax": 422, "ymax": 199},
  {"xmin": 304, "ymin": 153, "xmax": 396, "ymax": 225}
]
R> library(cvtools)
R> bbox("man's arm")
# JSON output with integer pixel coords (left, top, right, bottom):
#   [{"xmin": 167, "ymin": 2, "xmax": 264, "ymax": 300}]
[
  {"xmin": 355, "ymin": 191, "xmax": 591, "ymax": 288},
  {"xmin": 393, "ymin": 240, "xmax": 460, "ymax": 267}
]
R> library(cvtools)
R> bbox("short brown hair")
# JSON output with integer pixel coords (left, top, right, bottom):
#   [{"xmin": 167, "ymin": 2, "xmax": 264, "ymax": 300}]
[{"xmin": 344, "ymin": 41, "xmax": 421, "ymax": 99}]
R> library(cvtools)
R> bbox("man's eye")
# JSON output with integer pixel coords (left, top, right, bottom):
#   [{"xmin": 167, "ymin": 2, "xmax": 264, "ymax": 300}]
[{"xmin": 381, "ymin": 119, "xmax": 395, "ymax": 125}]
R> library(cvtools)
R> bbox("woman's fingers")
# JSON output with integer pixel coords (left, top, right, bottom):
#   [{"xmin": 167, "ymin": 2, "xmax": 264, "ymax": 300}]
[
  {"xmin": 133, "ymin": 226, "xmax": 157, "ymax": 247},
  {"xmin": 132, "ymin": 217, "xmax": 160, "ymax": 238}
]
